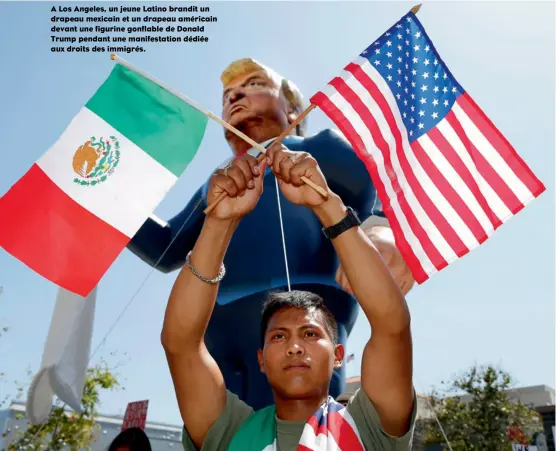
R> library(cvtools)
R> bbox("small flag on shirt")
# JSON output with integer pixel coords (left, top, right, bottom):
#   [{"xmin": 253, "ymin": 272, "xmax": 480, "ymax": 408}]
[
  {"xmin": 346, "ymin": 353, "xmax": 355, "ymax": 363},
  {"xmin": 0, "ymin": 63, "xmax": 208, "ymax": 296},
  {"xmin": 310, "ymin": 11, "xmax": 545, "ymax": 284}
]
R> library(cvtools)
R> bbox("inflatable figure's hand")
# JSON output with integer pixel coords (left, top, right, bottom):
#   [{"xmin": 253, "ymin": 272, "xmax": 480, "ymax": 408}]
[
  {"xmin": 207, "ymin": 155, "xmax": 266, "ymax": 220},
  {"xmin": 266, "ymin": 145, "xmax": 331, "ymax": 208},
  {"xmin": 335, "ymin": 225, "xmax": 415, "ymax": 296}
]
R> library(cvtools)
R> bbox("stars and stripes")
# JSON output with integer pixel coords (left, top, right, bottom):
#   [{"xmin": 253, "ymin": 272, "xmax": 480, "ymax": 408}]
[
  {"xmin": 297, "ymin": 397, "xmax": 364, "ymax": 451},
  {"xmin": 310, "ymin": 11, "xmax": 545, "ymax": 283}
]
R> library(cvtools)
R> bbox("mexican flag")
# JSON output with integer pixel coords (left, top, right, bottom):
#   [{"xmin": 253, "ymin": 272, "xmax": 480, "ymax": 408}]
[{"xmin": 0, "ymin": 63, "xmax": 208, "ymax": 296}]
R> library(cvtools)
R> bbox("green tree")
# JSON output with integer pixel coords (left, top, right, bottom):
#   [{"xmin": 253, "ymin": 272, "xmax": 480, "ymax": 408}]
[
  {"xmin": 5, "ymin": 362, "xmax": 119, "ymax": 451},
  {"xmin": 423, "ymin": 365, "xmax": 543, "ymax": 451}
]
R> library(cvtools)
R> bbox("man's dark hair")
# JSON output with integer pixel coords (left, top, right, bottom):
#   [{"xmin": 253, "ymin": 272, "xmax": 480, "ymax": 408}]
[
  {"xmin": 260, "ymin": 290, "xmax": 338, "ymax": 347},
  {"xmin": 107, "ymin": 427, "xmax": 152, "ymax": 451}
]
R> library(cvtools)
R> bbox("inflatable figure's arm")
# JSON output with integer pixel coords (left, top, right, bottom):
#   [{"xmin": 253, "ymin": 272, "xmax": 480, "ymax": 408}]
[{"xmin": 127, "ymin": 186, "xmax": 206, "ymax": 273}]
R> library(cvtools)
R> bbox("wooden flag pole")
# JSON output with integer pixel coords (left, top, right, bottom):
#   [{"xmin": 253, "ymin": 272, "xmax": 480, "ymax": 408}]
[{"xmin": 203, "ymin": 103, "xmax": 319, "ymax": 215}]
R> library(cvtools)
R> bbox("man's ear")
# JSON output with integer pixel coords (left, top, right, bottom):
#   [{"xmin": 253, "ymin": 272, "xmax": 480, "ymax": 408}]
[
  {"xmin": 257, "ymin": 349, "xmax": 266, "ymax": 374},
  {"xmin": 333, "ymin": 343, "xmax": 345, "ymax": 370}
]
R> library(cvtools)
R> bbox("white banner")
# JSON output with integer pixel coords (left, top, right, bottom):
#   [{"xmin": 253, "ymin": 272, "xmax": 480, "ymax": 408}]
[{"xmin": 27, "ymin": 286, "xmax": 97, "ymax": 424}]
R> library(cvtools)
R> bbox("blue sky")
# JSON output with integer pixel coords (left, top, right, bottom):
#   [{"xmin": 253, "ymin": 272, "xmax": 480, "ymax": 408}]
[{"xmin": 0, "ymin": 1, "xmax": 554, "ymax": 427}]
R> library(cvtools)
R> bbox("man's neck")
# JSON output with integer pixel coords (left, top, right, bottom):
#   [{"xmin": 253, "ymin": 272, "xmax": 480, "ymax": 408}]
[{"xmin": 273, "ymin": 393, "xmax": 329, "ymax": 422}]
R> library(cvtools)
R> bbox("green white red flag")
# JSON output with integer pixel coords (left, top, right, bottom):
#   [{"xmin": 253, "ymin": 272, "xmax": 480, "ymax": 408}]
[{"xmin": 0, "ymin": 62, "xmax": 208, "ymax": 296}]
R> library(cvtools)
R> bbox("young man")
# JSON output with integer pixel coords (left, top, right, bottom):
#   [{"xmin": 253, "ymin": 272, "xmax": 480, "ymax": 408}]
[{"xmin": 161, "ymin": 145, "xmax": 416, "ymax": 450}]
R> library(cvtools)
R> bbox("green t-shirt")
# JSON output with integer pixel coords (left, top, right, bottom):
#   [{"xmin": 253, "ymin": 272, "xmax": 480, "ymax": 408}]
[{"xmin": 181, "ymin": 388, "xmax": 417, "ymax": 451}]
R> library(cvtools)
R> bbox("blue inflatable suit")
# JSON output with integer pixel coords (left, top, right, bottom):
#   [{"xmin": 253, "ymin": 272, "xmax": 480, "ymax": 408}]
[{"xmin": 127, "ymin": 129, "xmax": 385, "ymax": 411}]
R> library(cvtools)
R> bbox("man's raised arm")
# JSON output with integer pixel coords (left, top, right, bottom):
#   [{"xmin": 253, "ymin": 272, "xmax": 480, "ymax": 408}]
[
  {"xmin": 266, "ymin": 146, "xmax": 413, "ymax": 438},
  {"xmin": 312, "ymin": 194, "xmax": 414, "ymax": 437},
  {"xmin": 161, "ymin": 155, "xmax": 266, "ymax": 449}
]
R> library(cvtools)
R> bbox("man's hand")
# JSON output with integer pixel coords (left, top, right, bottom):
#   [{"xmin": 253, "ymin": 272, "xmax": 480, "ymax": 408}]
[
  {"xmin": 162, "ymin": 154, "xmax": 266, "ymax": 449},
  {"xmin": 336, "ymin": 225, "xmax": 415, "ymax": 296},
  {"xmin": 265, "ymin": 145, "xmax": 330, "ymax": 207},
  {"xmin": 208, "ymin": 155, "xmax": 266, "ymax": 220}
]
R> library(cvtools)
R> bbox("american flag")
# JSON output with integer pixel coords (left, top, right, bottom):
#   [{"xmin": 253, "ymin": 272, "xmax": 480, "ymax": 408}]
[
  {"xmin": 310, "ymin": 11, "xmax": 545, "ymax": 283},
  {"xmin": 298, "ymin": 396, "xmax": 364, "ymax": 451}
]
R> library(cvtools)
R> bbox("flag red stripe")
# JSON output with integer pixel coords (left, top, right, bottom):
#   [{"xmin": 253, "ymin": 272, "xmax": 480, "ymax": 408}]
[
  {"xmin": 411, "ymin": 138, "xmax": 489, "ymax": 251},
  {"xmin": 297, "ymin": 446, "xmax": 312, "ymax": 451},
  {"xmin": 343, "ymin": 64, "xmax": 453, "ymax": 268},
  {"xmin": 310, "ymin": 92, "xmax": 429, "ymax": 283},
  {"xmin": 328, "ymin": 412, "xmax": 364, "ymax": 450},
  {"xmin": 457, "ymin": 93, "xmax": 546, "ymax": 196},
  {"xmin": 0, "ymin": 164, "xmax": 129, "ymax": 296},
  {"xmin": 317, "ymin": 424, "xmax": 328, "ymax": 436},
  {"xmin": 446, "ymin": 112, "xmax": 523, "ymax": 213},
  {"xmin": 306, "ymin": 413, "xmax": 325, "ymax": 436},
  {"xmin": 307, "ymin": 421, "xmax": 329, "ymax": 442},
  {"xmin": 427, "ymin": 126, "xmax": 502, "ymax": 229}
]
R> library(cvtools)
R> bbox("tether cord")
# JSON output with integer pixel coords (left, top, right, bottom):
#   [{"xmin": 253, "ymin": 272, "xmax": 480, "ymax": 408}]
[{"xmin": 274, "ymin": 176, "xmax": 292, "ymax": 292}]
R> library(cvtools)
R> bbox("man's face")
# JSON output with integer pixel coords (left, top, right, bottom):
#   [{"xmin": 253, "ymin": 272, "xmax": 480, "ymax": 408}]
[
  {"xmin": 221, "ymin": 69, "xmax": 291, "ymax": 153},
  {"xmin": 257, "ymin": 307, "xmax": 343, "ymax": 400}
]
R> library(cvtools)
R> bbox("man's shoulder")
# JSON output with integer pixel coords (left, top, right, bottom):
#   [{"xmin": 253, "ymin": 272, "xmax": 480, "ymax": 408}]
[
  {"xmin": 221, "ymin": 389, "xmax": 255, "ymax": 423},
  {"xmin": 181, "ymin": 390, "xmax": 254, "ymax": 451},
  {"xmin": 345, "ymin": 388, "xmax": 417, "ymax": 449},
  {"xmin": 345, "ymin": 388, "xmax": 378, "ymax": 421}
]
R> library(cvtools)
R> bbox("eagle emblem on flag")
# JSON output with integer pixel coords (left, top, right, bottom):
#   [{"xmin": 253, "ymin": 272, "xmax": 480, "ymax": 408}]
[{"xmin": 72, "ymin": 136, "xmax": 120, "ymax": 186}]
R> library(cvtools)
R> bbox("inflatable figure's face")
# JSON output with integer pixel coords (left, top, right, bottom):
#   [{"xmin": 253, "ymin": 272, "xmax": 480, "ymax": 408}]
[
  {"xmin": 257, "ymin": 307, "xmax": 344, "ymax": 399},
  {"xmin": 221, "ymin": 69, "xmax": 292, "ymax": 155}
]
